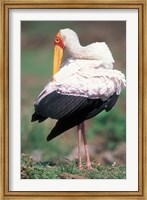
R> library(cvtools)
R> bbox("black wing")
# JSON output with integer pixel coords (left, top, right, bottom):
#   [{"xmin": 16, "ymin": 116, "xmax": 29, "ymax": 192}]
[
  {"xmin": 31, "ymin": 91, "xmax": 89, "ymax": 121},
  {"xmin": 32, "ymin": 92, "xmax": 118, "ymax": 141},
  {"xmin": 47, "ymin": 93, "xmax": 119, "ymax": 141},
  {"xmin": 31, "ymin": 91, "xmax": 119, "ymax": 141}
]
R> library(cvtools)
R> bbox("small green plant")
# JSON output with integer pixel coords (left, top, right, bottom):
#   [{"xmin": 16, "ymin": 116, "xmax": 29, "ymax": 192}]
[{"xmin": 21, "ymin": 154, "xmax": 126, "ymax": 179}]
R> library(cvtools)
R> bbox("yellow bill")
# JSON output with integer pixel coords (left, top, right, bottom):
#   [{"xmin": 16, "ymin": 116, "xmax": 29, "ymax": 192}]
[{"xmin": 53, "ymin": 45, "xmax": 63, "ymax": 78}]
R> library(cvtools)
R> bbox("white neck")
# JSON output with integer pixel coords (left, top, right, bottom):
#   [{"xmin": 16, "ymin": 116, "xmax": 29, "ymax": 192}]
[
  {"xmin": 66, "ymin": 41, "xmax": 114, "ymax": 63},
  {"xmin": 60, "ymin": 28, "xmax": 114, "ymax": 63},
  {"xmin": 66, "ymin": 39, "xmax": 85, "ymax": 59}
]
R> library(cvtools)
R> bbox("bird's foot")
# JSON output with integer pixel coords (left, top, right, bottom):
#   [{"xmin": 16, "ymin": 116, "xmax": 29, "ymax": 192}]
[
  {"xmin": 78, "ymin": 165, "xmax": 84, "ymax": 170},
  {"xmin": 86, "ymin": 164, "xmax": 93, "ymax": 170}
]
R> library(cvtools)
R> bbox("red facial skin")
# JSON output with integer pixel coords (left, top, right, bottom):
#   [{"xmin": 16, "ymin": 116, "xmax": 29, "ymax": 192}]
[{"xmin": 54, "ymin": 32, "xmax": 65, "ymax": 50}]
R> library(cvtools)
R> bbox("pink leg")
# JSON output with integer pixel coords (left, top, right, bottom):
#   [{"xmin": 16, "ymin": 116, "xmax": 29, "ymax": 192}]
[
  {"xmin": 81, "ymin": 122, "xmax": 92, "ymax": 170},
  {"xmin": 77, "ymin": 124, "xmax": 83, "ymax": 170}
]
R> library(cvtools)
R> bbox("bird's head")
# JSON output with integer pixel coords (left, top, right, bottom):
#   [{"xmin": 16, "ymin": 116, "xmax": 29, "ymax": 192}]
[
  {"xmin": 53, "ymin": 28, "xmax": 79, "ymax": 78},
  {"xmin": 53, "ymin": 31, "xmax": 65, "ymax": 77}
]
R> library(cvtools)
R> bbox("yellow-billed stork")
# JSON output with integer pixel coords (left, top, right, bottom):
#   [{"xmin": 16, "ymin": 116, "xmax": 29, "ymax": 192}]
[{"xmin": 31, "ymin": 28, "xmax": 126, "ymax": 170}]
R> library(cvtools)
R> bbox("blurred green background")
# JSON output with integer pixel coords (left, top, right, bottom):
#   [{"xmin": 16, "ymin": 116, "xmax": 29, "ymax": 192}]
[{"xmin": 21, "ymin": 21, "xmax": 126, "ymax": 165}]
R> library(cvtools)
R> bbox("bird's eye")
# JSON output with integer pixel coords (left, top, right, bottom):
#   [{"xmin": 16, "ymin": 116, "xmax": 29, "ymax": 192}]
[{"xmin": 55, "ymin": 37, "xmax": 60, "ymax": 43}]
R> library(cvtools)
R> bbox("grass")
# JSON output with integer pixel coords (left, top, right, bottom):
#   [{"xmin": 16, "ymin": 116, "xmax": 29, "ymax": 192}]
[{"xmin": 21, "ymin": 154, "xmax": 126, "ymax": 179}]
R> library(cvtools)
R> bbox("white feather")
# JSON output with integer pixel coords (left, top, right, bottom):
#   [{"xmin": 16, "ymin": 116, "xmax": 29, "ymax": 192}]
[
  {"xmin": 60, "ymin": 29, "xmax": 114, "ymax": 63},
  {"xmin": 34, "ymin": 28, "xmax": 126, "ymax": 104},
  {"xmin": 54, "ymin": 64, "xmax": 126, "ymax": 100}
]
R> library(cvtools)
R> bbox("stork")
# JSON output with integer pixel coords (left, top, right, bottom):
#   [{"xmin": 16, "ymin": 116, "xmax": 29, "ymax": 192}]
[{"xmin": 31, "ymin": 28, "xmax": 126, "ymax": 170}]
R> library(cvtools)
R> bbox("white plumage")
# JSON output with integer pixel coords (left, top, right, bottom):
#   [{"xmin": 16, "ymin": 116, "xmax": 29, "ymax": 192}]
[
  {"xmin": 36, "ymin": 61, "xmax": 126, "ymax": 105},
  {"xmin": 35, "ymin": 29, "xmax": 126, "ymax": 104},
  {"xmin": 55, "ymin": 67, "xmax": 126, "ymax": 101},
  {"xmin": 60, "ymin": 29, "xmax": 114, "ymax": 63}
]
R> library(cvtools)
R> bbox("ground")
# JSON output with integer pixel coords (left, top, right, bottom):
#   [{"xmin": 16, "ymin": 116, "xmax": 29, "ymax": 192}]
[{"xmin": 21, "ymin": 154, "xmax": 126, "ymax": 179}]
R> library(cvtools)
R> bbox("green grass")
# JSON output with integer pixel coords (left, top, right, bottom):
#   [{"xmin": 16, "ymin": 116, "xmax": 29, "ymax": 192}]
[{"xmin": 21, "ymin": 154, "xmax": 126, "ymax": 179}]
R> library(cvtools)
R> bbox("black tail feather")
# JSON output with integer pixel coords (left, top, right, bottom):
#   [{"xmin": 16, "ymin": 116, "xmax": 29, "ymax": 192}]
[
  {"xmin": 105, "ymin": 93, "xmax": 119, "ymax": 112},
  {"xmin": 46, "ymin": 116, "xmax": 84, "ymax": 142},
  {"xmin": 31, "ymin": 112, "xmax": 47, "ymax": 123}
]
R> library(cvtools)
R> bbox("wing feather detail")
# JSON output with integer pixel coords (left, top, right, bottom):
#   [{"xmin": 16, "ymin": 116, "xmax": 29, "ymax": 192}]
[
  {"xmin": 54, "ymin": 66, "xmax": 126, "ymax": 100},
  {"xmin": 46, "ymin": 93, "xmax": 119, "ymax": 141},
  {"xmin": 32, "ymin": 92, "xmax": 89, "ymax": 121}
]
